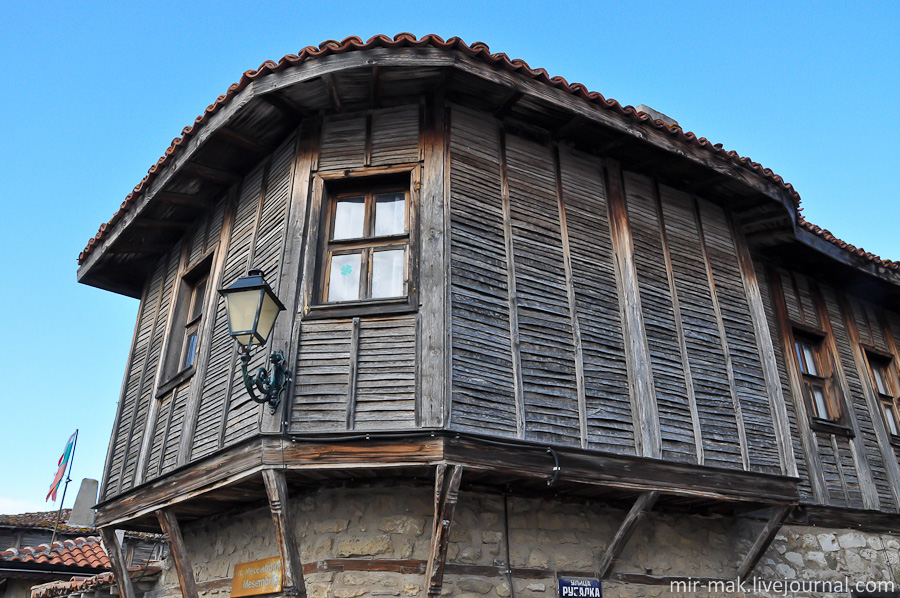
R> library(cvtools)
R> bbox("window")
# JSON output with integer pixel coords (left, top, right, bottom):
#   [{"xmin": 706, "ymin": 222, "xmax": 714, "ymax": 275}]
[
  {"xmin": 793, "ymin": 332, "xmax": 843, "ymax": 423},
  {"xmin": 867, "ymin": 353, "xmax": 900, "ymax": 437},
  {"xmin": 159, "ymin": 256, "xmax": 212, "ymax": 393},
  {"xmin": 320, "ymin": 183, "xmax": 409, "ymax": 304},
  {"xmin": 180, "ymin": 273, "xmax": 208, "ymax": 369}
]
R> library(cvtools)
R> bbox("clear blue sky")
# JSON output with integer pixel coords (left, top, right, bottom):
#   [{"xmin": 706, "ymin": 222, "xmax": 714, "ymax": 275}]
[{"xmin": 1, "ymin": 0, "xmax": 898, "ymax": 515}]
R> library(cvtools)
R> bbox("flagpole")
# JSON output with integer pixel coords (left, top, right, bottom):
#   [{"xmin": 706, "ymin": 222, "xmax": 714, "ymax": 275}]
[{"xmin": 49, "ymin": 429, "xmax": 78, "ymax": 548}]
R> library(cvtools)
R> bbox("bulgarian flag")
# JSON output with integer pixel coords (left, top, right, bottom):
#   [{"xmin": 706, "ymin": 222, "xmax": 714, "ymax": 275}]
[{"xmin": 46, "ymin": 431, "xmax": 77, "ymax": 502}]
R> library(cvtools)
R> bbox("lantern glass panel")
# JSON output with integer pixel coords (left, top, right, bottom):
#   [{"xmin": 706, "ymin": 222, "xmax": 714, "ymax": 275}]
[
  {"xmin": 224, "ymin": 288, "xmax": 264, "ymax": 343},
  {"xmin": 255, "ymin": 291, "xmax": 281, "ymax": 346}
]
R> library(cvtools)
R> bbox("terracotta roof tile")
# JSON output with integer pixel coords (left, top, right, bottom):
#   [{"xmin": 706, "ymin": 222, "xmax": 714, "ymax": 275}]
[
  {"xmin": 78, "ymin": 34, "xmax": 897, "ymax": 276},
  {"xmin": 0, "ymin": 511, "xmax": 93, "ymax": 535},
  {"xmin": 0, "ymin": 536, "xmax": 110, "ymax": 569},
  {"xmin": 79, "ymin": 33, "xmax": 805, "ymax": 265},
  {"xmin": 30, "ymin": 566, "xmax": 161, "ymax": 598}
]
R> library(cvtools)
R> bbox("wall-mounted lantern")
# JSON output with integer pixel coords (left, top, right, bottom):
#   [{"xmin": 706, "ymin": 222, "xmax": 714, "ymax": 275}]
[{"xmin": 219, "ymin": 269, "xmax": 291, "ymax": 414}]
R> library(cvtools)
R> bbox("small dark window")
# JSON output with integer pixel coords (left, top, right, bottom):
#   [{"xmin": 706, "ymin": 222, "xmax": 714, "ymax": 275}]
[
  {"xmin": 793, "ymin": 332, "xmax": 842, "ymax": 423},
  {"xmin": 180, "ymin": 274, "xmax": 208, "ymax": 369},
  {"xmin": 321, "ymin": 186, "xmax": 409, "ymax": 304},
  {"xmin": 867, "ymin": 353, "xmax": 900, "ymax": 437},
  {"xmin": 159, "ymin": 257, "xmax": 212, "ymax": 391}
]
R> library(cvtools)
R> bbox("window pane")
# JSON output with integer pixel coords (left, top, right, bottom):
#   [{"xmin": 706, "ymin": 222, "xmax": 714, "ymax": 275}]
[
  {"xmin": 873, "ymin": 364, "xmax": 890, "ymax": 395},
  {"xmin": 811, "ymin": 385, "xmax": 830, "ymax": 419},
  {"xmin": 333, "ymin": 197, "xmax": 365, "ymax": 240},
  {"xmin": 371, "ymin": 249, "xmax": 405, "ymax": 298},
  {"xmin": 183, "ymin": 330, "xmax": 198, "ymax": 369},
  {"xmin": 374, "ymin": 193, "xmax": 405, "ymax": 236},
  {"xmin": 794, "ymin": 342, "xmax": 808, "ymax": 374},
  {"xmin": 884, "ymin": 403, "xmax": 900, "ymax": 435},
  {"xmin": 327, "ymin": 252, "xmax": 362, "ymax": 302},
  {"xmin": 190, "ymin": 278, "xmax": 207, "ymax": 321},
  {"xmin": 802, "ymin": 343, "xmax": 820, "ymax": 376}
]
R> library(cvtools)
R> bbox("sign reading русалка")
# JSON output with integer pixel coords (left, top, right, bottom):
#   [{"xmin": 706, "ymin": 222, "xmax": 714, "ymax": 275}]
[{"xmin": 558, "ymin": 577, "xmax": 602, "ymax": 597}]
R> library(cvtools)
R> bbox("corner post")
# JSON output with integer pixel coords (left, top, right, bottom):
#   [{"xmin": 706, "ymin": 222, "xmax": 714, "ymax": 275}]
[
  {"xmin": 262, "ymin": 469, "xmax": 307, "ymax": 597},
  {"xmin": 99, "ymin": 527, "xmax": 136, "ymax": 598},
  {"xmin": 425, "ymin": 464, "xmax": 463, "ymax": 596},
  {"xmin": 156, "ymin": 509, "xmax": 199, "ymax": 598}
]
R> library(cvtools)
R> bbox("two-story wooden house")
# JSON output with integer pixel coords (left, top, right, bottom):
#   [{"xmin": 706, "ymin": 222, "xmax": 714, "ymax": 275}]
[{"xmin": 79, "ymin": 35, "xmax": 900, "ymax": 598}]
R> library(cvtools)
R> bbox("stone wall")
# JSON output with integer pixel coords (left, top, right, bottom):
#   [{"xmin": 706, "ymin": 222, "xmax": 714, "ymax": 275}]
[{"xmin": 149, "ymin": 484, "xmax": 900, "ymax": 598}]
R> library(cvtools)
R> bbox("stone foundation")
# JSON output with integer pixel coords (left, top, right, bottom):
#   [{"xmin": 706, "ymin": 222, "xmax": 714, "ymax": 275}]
[{"xmin": 148, "ymin": 484, "xmax": 900, "ymax": 598}]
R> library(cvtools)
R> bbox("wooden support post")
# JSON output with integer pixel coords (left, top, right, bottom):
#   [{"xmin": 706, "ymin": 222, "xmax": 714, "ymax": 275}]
[
  {"xmin": 425, "ymin": 464, "xmax": 463, "ymax": 596},
  {"xmin": 156, "ymin": 509, "xmax": 199, "ymax": 598},
  {"xmin": 597, "ymin": 491, "xmax": 659, "ymax": 578},
  {"xmin": 99, "ymin": 527, "xmax": 136, "ymax": 598},
  {"xmin": 263, "ymin": 469, "xmax": 307, "ymax": 597},
  {"xmin": 736, "ymin": 506, "xmax": 791, "ymax": 581}
]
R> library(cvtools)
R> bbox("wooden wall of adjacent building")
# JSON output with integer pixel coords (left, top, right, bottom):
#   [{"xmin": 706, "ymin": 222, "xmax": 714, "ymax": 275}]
[{"xmin": 760, "ymin": 266, "xmax": 900, "ymax": 512}]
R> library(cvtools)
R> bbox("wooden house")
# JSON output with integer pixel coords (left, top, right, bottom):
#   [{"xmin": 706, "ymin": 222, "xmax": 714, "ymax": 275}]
[{"xmin": 78, "ymin": 35, "xmax": 900, "ymax": 597}]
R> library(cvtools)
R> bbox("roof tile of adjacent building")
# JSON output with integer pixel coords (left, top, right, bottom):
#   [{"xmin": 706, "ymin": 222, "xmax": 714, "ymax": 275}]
[
  {"xmin": 77, "ymin": 33, "xmax": 900, "ymax": 274},
  {"xmin": 31, "ymin": 566, "xmax": 162, "ymax": 598},
  {"xmin": 0, "ymin": 536, "xmax": 111, "ymax": 569},
  {"xmin": 0, "ymin": 511, "xmax": 92, "ymax": 535}
]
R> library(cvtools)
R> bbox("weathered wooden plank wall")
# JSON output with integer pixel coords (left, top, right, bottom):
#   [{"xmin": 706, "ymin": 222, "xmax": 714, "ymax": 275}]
[
  {"xmin": 444, "ymin": 106, "xmax": 782, "ymax": 475},
  {"xmin": 762, "ymin": 266, "xmax": 900, "ymax": 511},
  {"xmin": 288, "ymin": 105, "xmax": 422, "ymax": 434}
]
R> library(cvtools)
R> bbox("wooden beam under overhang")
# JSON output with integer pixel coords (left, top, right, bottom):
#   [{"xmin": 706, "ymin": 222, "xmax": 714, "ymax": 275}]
[
  {"xmin": 260, "ymin": 92, "xmax": 310, "ymax": 122},
  {"xmin": 321, "ymin": 73, "xmax": 342, "ymax": 112},
  {"xmin": 215, "ymin": 127, "xmax": 276, "ymax": 155},
  {"xmin": 179, "ymin": 162, "xmax": 242, "ymax": 186},
  {"xmin": 131, "ymin": 218, "xmax": 192, "ymax": 231},
  {"xmin": 262, "ymin": 469, "xmax": 307, "ymax": 597},
  {"xmin": 155, "ymin": 190, "xmax": 216, "ymax": 210},
  {"xmin": 156, "ymin": 509, "xmax": 199, "ymax": 598},
  {"xmin": 95, "ymin": 434, "xmax": 800, "ymax": 532},
  {"xmin": 493, "ymin": 86, "xmax": 524, "ymax": 119},
  {"xmin": 736, "ymin": 505, "xmax": 791, "ymax": 581},
  {"xmin": 108, "ymin": 243, "xmax": 172, "ymax": 255},
  {"xmin": 597, "ymin": 491, "xmax": 659, "ymax": 578},
  {"xmin": 98, "ymin": 527, "xmax": 136, "ymax": 598}
]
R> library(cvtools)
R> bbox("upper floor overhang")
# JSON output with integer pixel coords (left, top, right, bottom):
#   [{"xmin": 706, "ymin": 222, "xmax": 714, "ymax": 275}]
[{"xmin": 78, "ymin": 34, "xmax": 812, "ymax": 298}]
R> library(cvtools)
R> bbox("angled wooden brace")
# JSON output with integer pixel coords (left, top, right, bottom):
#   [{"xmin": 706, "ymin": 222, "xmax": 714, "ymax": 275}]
[
  {"xmin": 597, "ymin": 491, "xmax": 659, "ymax": 579},
  {"xmin": 736, "ymin": 505, "xmax": 792, "ymax": 581},
  {"xmin": 263, "ymin": 469, "xmax": 307, "ymax": 597},
  {"xmin": 425, "ymin": 464, "xmax": 464, "ymax": 596},
  {"xmin": 156, "ymin": 509, "xmax": 199, "ymax": 598},
  {"xmin": 98, "ymin": 527, "xmax": 136, "ymax": 598}
]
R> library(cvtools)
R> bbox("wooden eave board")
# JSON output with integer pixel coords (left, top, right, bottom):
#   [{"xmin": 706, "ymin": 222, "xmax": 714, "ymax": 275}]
[{"xmin": 81, "ymin": 52, "xmax": 800, "ymax": 295}]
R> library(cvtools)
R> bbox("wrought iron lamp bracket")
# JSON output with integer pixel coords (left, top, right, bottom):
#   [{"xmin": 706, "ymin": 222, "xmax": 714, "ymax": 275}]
[{"xmin": 239, "ymin": 349, "xmax": 292, "ymax": 414}]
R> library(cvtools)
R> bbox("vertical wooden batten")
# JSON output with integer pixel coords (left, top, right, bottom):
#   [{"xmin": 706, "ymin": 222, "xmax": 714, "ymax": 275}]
[
  {"xmin": 425, "ymin": 464, "xmax": 463, "ymax": 596},
  {"xmin": 279, "ymin": 118, "xmax": 321, "ymax": 434},
  {"xmin": 101, "ymin": 278, "xmax": 151, "ymax": 499},
  {"xmin": 99, "ymin": 527, "xmax": 136, "ymax": 598},
  {"xmin": 177, "ymin": 186, "xmax": 240, "ymax": 466},
  {"xmin": 693, "ymin": 198, "xmax": 750, "ymax": 471},
  {"xmin": 653, "ymin": 182, "xmax": 703, "ymax": 465},
  {"xmin": 261, "ymin": 133, "xmax": 305, "ymax": 434},
  {"xmin": 553, "ymin": 145, "xmax": 588, "ymax": 448},
  {"xmin": 156, "ymin": 509, "xmax": 199, "ymax": 598},
  {"xmin": 605, "ymin": 159, "xmax": 660, "ymax": 459},
  {"xmin": 730, "ymin": 219, "xmax": 798, "ymax": 478},
  {"xmin": 809, "ymin": 284, "xmax": 880, "ymax": 510},
  {"xmin": 346, "ymin": 317, "xmax": 361, "ymax": 429},
  {"xmin": 116, "ymin": 251, "xmax": 174, "ymax": 494},
  {"xmin": 498, "ymin": 127, "xmax": 526, "ymax": 439},
  {"xmin": 872, "ymin": 306, "xmax": 900, "ymax": 509},
  {"xmin": 767, "ymin": 265, "xmax": 828, "ymax": 502},
  {"xmin": 262, "ymin": 469, "xmax": 307, "ymax": 597},
  {"xmin": 419, "ymin": 95, "xmax": 448, "ymax": 428}
]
